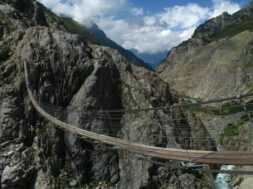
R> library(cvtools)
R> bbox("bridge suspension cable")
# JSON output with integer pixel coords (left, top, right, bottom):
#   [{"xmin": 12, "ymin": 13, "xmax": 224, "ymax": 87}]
[
  {"xmin": 37, "ymin": 87, "xmax": 253, "ymax": 150},
  {"xmin": 24, "ymin": 61, "xmax": 253, "ymax": 166}
]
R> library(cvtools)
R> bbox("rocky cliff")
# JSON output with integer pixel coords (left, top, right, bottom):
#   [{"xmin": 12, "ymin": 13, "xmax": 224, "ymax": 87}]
[
  {"xmin": 158, "ymin": 2, "xmax": 253, "ymax": 189},
  {"xmin": 0, "ymin": 1, "xmax": 215, "ymax": 189},
  {"xmin": 0, "ymin": 0, "xmax": 152, "ymax": 71},
  {"xmin": 158, "ymin": 2, "xmax": 253, "ymax": 100}
]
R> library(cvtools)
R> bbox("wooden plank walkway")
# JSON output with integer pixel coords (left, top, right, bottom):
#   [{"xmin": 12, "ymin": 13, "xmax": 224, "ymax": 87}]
[{"xmin": 24, "ymin": 62, "xmax": 253, "ymax": 165}]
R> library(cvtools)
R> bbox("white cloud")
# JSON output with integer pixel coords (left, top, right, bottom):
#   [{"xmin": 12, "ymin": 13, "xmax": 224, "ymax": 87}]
[
  {"xmin": 39, "ymin": 0, "xmax": 241, "ymax": 54},
  {"xmin": 158, "ymin": 3, "xmax": 209, "ymax": 29},
  {"xmin": 179, "ymin": 27, "xmax": 197, "ymax": 41},
  {"xmin": 39, "ymin": 0, "xmax": 126, "ymax": 22},
  {"xmin": 131, "ymin": 7, "xmax": 144, "ymax": 16},
  {"xmin": 97, "ymin": 16, "xmax": 191, "ymax": 54},
  {"xmin": 209, "ymin": 0, "xmax": 240, "ymax": 17}
]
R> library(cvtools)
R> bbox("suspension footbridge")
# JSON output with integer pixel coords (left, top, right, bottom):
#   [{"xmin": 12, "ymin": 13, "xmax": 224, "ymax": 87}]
[{"xmin": 24, "ymin": 62, "xmax": 253, "ymax": 167}]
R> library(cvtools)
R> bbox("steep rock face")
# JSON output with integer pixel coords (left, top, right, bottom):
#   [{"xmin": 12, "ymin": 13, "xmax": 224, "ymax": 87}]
[
  {"xmin": 0, "ymin": 2, "xmax": 216, "ymax": 188},
  {"xmin": 0, "ymin": 25, "xmax": 215, "ymax": 189},
  {"xmin": 0, "ymin": 0, "xmax": 151, "ymax": 70},
  {"xmin": 158, "ymin": 31, "xmax": 253, "ymax": 99},
  {"xmin": 193, "ymin": 2, "xmax": 253, "ymax": 43},
  {"xmin": 192, "ymin": 12, "xmax": 234, "ymax": 41},
  {"xmin": 157, "ymin": 3, "xmax": 253, "ymax": 189},
  {"xmin": 158, "ymin": 2, "xmax": 253, "ymax": 99}
]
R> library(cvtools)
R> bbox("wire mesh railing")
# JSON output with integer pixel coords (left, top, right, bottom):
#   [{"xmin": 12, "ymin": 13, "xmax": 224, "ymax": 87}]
[{"xmin": 24, "ymin": 61, "xmax": 253, "ymax": 167}]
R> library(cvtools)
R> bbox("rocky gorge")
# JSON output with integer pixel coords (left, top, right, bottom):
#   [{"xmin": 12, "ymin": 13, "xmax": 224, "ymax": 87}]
[
  {"xmin": 158, "ymin": 2, "xmax": 253, "ymax": 189},
  {"xmin": 0, "ymin": 0, "xmax": 218, "ymax": 189}
]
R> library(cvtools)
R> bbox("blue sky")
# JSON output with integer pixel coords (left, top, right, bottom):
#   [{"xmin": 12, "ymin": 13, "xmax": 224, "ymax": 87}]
[
  {"xmin": 129, "ymin": 0, "xmax": 212, "ymax": 12},
  {"xmin": 40, "ymin": 0, "xmax": 251, "ymax": 54},
  {"xmin": 129, "ymin": 0, "xmax": 250, "ymax": 11}
]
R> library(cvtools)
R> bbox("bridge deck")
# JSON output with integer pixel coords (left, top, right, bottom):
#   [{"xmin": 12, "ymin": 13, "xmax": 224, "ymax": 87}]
[{"xmin": 24, "ymin": 62, "xmax": 253, "ymax": 165}]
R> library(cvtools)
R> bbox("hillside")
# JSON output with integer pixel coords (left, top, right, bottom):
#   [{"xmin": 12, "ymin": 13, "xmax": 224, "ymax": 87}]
[
  {"xmin": 157, "ymin": 2, "xmax": 253, "ymax": 188},
  {"xmin": 158, "ymin": 2, "xmax": 253, "ymax": 100}
]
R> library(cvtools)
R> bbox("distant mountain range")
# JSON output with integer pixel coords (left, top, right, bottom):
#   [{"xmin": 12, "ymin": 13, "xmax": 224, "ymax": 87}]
[{"xmin": 129, "ymin": 49, "xmax": 168, "ymax": 69}]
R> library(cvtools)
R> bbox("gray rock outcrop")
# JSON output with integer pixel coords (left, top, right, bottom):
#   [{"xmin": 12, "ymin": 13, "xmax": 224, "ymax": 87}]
[
  {"xmin": 0, "ymin": 1, "xmax": 215, "ymax": 188},
  {"xmin": 158, "ymin": 3, "xmax": 253, "ymax": 99}
]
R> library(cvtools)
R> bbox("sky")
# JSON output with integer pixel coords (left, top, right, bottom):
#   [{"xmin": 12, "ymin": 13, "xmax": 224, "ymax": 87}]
[{"xmin": 39, "ymin": 0, "xmax": 251, "ymax": 55}]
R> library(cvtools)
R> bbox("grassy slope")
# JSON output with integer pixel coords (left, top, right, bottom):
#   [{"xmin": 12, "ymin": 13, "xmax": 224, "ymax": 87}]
[
  {"xmin": 188, "ymin": 100, "xmax": 253, "ymax": 116},
  {"xmin": 210, "ymin": 15, "xmax": 253, "ymax": 42},
  {"xmin": 58, "ymin": 17, "xmax": 98, "ymax": 44}
]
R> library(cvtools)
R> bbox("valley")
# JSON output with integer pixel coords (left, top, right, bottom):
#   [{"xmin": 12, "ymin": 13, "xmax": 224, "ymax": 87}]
[{"xmin": 0, "ymin": 0, "xmax": 253, "ymax": 189}]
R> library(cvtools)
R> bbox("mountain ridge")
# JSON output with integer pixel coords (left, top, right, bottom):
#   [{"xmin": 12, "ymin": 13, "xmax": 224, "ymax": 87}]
[
  {"xmin": 157, "ymin": 1, "xmax": 253, "ymax": 99},
  {"xmin": 87, "ymin": 22, "xmax": 153, "ymax": 70},
  {"xmin": 0, "ymin": 0, "xmax": 153, "ymax": 71},
  {"xmin": 157, "ymin": 4, "xmax": 253, "ymax": 188}
]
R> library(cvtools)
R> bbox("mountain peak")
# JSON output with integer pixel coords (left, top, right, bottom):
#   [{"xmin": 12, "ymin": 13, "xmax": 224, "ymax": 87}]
[
  {"xmin": 158, "ymin": 1, "xmax": 253, "ymax": 99},
  {"xmin": 0, "ymin": 0, "xmax": 152, "ymax": 70},
  {"xmin": 87, "ymin": 21, "xmax": 153, "ymax": 70},
  {"xmin": 192, "ymin": 0, "xmax": 253, "ymax": 44}
]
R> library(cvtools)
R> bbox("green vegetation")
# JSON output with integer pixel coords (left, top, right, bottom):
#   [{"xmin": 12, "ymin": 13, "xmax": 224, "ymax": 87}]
[
  {"xmin": 59, "ymin": 17, "xmax": 97, "ymax": 43},
  {"xmin": 60, "ymin": 17, "xmax": 82, "ymax": 33},
  {"xmin": 219, "ymin": 113, "xmax": 253, "ymax": 145},
  {"xmin": 220, "ymin": 122, "xmax": 240, "ymax": 145},
  {"xmin": 240, "ymin": 113, "xmax": 251, "ymax": 122},
  {"xmin": 211, "ymin": 15, "xmax": 253, "ymax": 41},
  {"xmin": 182, "ymin": 95, "xmax": 202, "ymax": 103},
  {"xmin": 216, "ymin": 23, "xmax": 252, "ymax": 40},
  {"xmin": 244, "ymin": 56, "xmax": 253, "ymax": 69},
  {"xmin": 221, "ymin": 101, "xmax": 249, "ymax": 115},
  {"xmin": 188, "ymin": 105, "xmax": 220, "ymax": 115},
  {"xmin": 44, "ymin": 9, "xmax": 60, "ymax": 26},
  {"xmin": 45, "ymin": 12, "xmax": 98, "ymax": 44},
  {"xmin": 0, "ymin": 60, "xmax": 5, "ymax": 66},
  {"xmin": 201, "ymin": 15, "xmax": 253, "ymax": 44},
  {"xmin": 188, "ymin": 100, "xmax": 253, "ymax": 116},
  {"xmin": 222, "ymin": 123, "xmax": 240, "ymax": 137}
]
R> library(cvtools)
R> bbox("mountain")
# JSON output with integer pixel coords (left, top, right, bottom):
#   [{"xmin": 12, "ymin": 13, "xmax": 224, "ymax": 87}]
[
  {"xmin": 129, "ymin": 49, "xmax": 168, "ymax": 69},
  {"xmin": 3, "ymin": 0, "xmax": 152, "ymax": 71},
  {"xmin": 88, "ymin": 23, "xmax": 166, "ymax": 70},
  {"xmin": 157, "ymin": 2, "xmax": 253, "ymax": 188},
  {"xmin": 0, "ymin": 0, "xmax": 214, "ymax": 188},
  {"xmin": 157, "ymin": 2, "xmax": 253, "ymax": 100},
  {"xmin": 56, "ymin": 17, "xmax": 153, "ymax": 71},
  {"xmin": 88, "ymin": 23, "xmax": 153, "ymax": 71}
]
